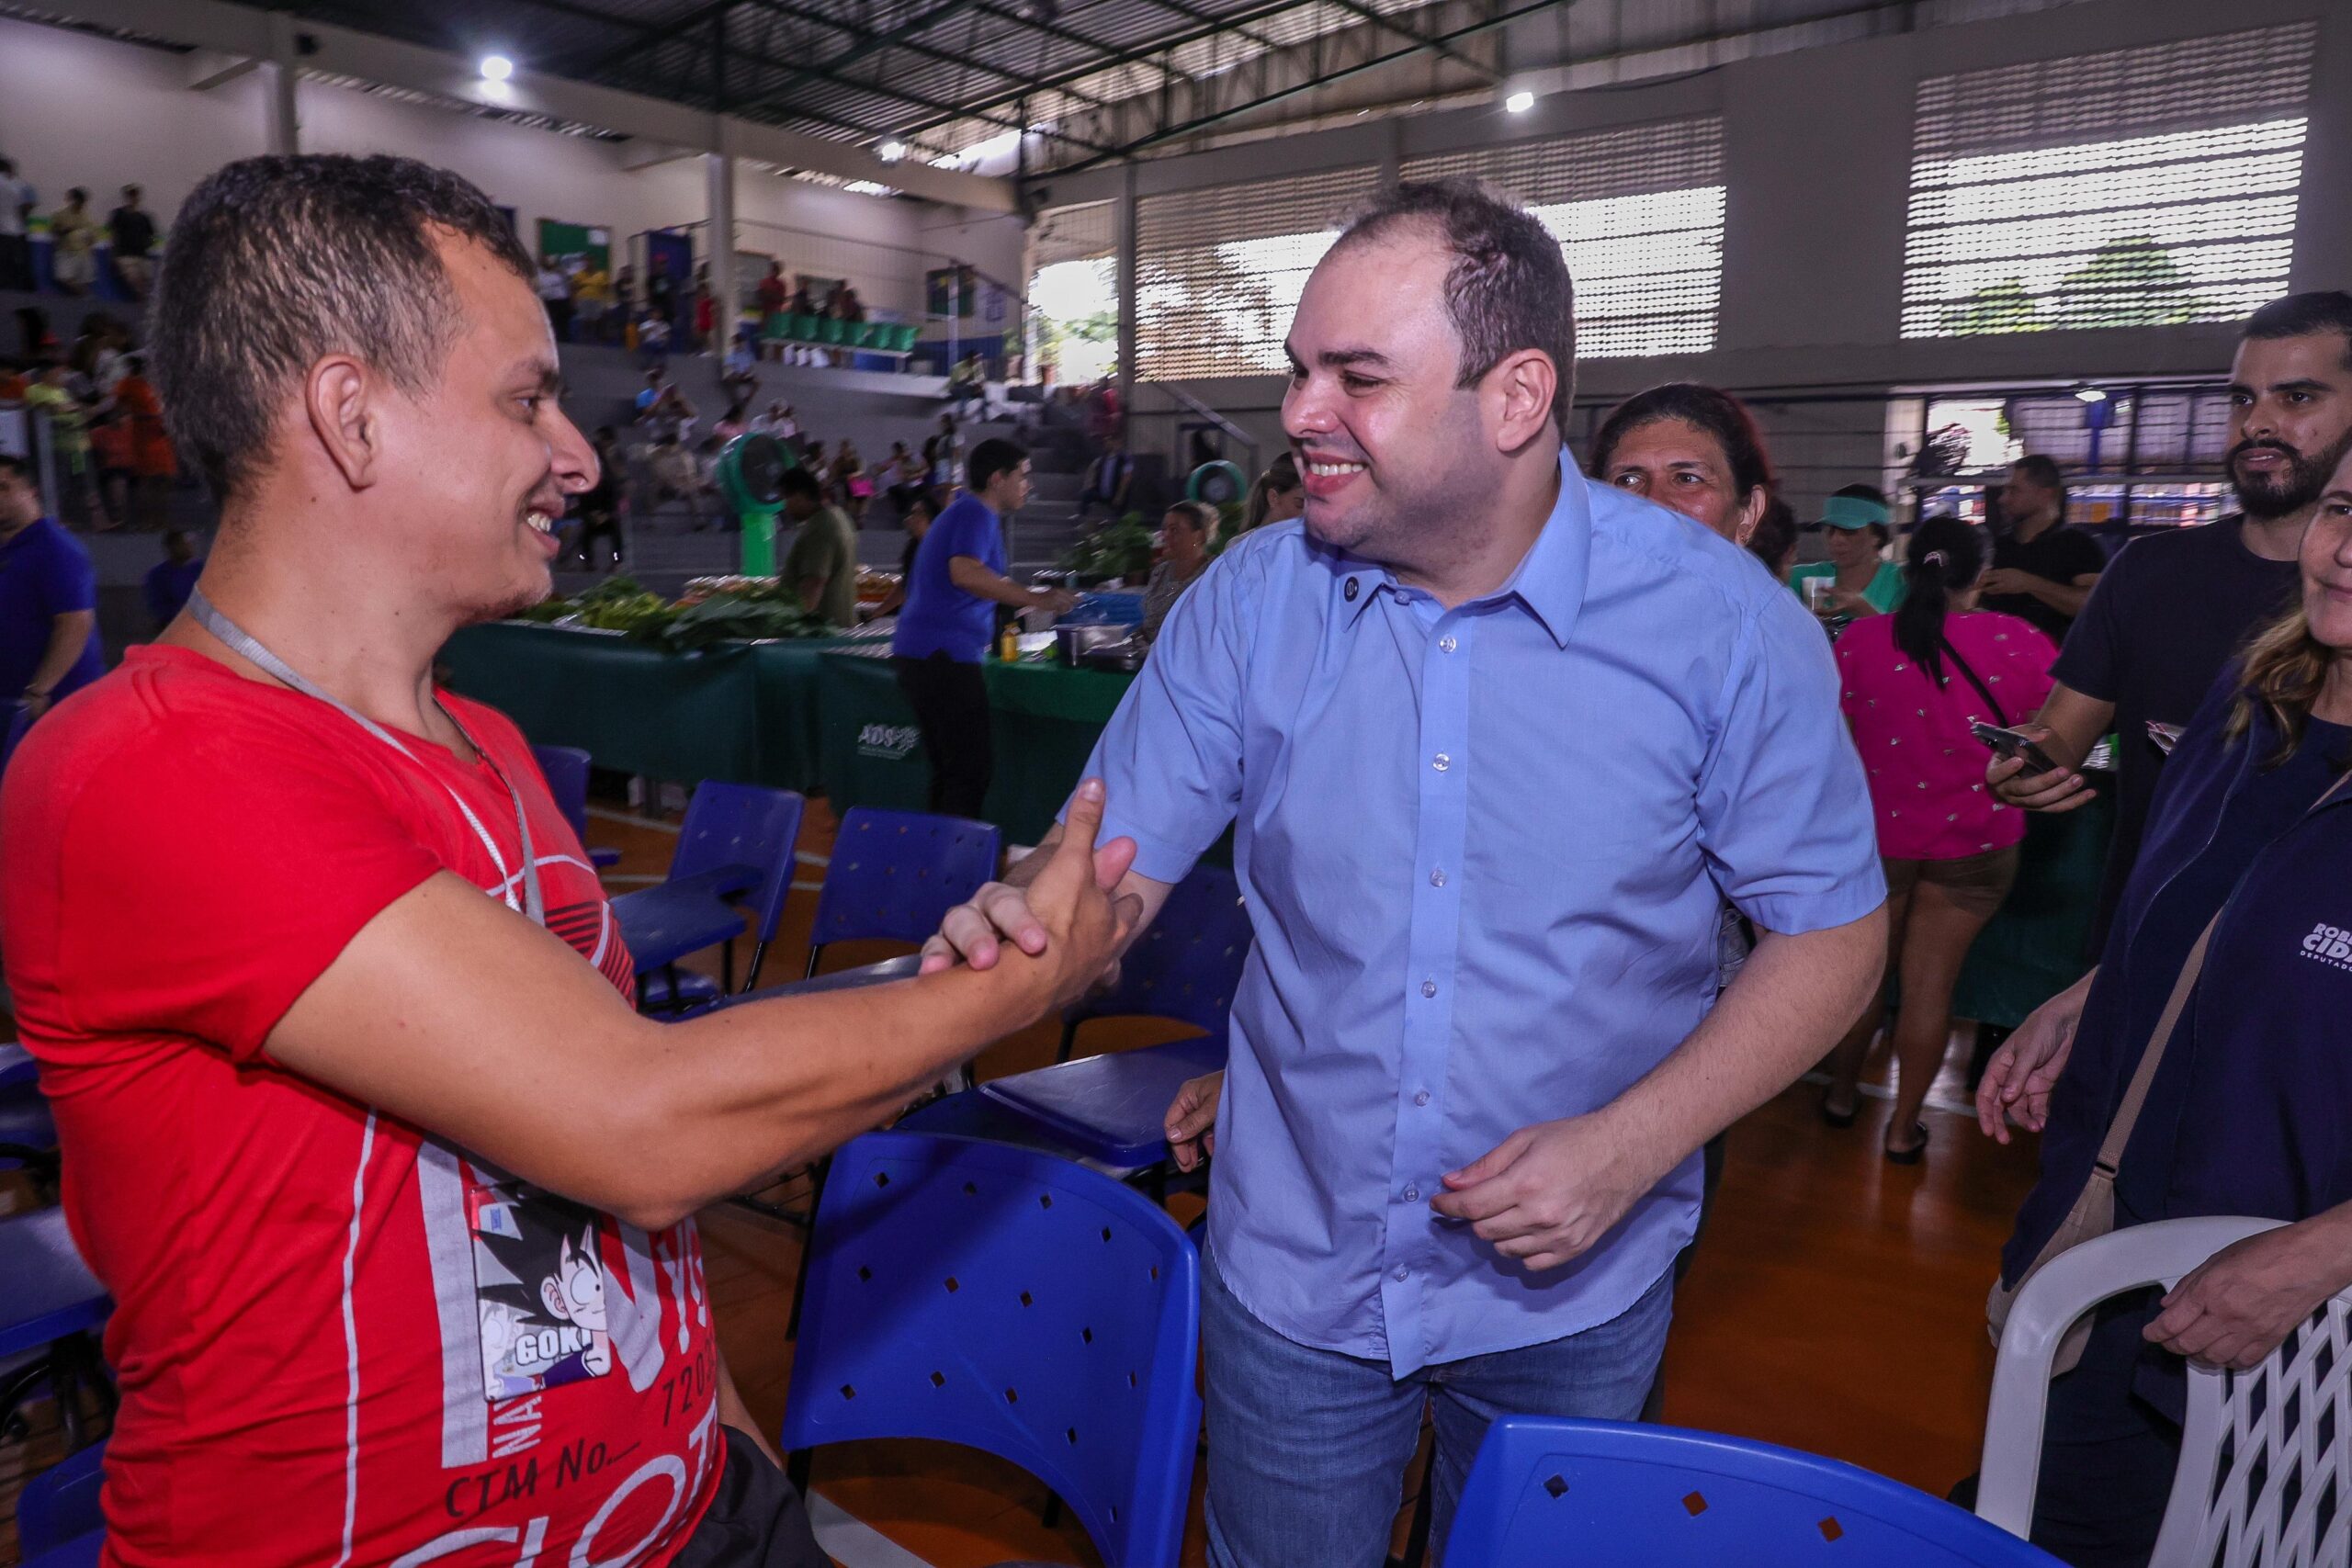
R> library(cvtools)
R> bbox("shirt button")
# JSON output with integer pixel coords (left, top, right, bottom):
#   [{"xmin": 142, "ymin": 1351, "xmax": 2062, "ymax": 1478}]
[
  {"xmin": 1420, "ymin": 979, "xmax": 1437, "ymax": 998},
  {"xmin": 1432, "ymin": 753, "xmax": 1451, "ymax": 773},
  {"xmin": 1413, "ymin": 1089, "xmax": 1430, "ymax": 1107},
  {"xmin": 1439, "ymin": 635, "xmax": 1458, "ymax": 654},
  {"xmin": 1394, "ymin": 1266, "xmax": 1409, "ymax": 1282},
  {"xmin": 1430, "ymin": 867, "xmax": 1447, "ymax": 887},
  {"xmin": 1403, "ymin": 1185, "xmax": 1419, "ymax": 1202}
]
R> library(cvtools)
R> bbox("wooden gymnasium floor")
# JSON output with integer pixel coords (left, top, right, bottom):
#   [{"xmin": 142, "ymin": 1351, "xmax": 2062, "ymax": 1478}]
[{"xmin": 0, "ymin": 795, "xmax": 2044, "ymax": 1568}]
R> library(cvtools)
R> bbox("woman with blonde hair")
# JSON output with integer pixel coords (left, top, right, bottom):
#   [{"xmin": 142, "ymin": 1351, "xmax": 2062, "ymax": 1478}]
[{"xmin": 1976, "ymin": 448, "xmax": 2352, "ymax": 1565}]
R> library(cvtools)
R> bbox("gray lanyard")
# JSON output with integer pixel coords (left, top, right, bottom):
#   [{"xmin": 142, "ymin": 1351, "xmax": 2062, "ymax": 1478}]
[{"xmin": 187, "ymin": 589, "xmax": 546, "ymax": 928}]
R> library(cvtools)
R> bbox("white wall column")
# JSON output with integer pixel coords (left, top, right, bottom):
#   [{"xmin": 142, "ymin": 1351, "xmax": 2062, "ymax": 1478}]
[
  {"xmin": 265, "ymin": 9, "xmax": 300, "ymax": 153},
  {"xmin": 706, "ymin": 123, "xmax": 737, "ymax": 346}
]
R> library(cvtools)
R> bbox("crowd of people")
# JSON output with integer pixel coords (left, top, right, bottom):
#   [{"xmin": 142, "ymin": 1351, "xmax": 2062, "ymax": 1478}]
[
  {"xmin": 0, "ymin": 163, "xmax": 162, "ymax": 299},
  {"xmin": 6, "ymin": 146, "xmax": 2349, "ymax": 1568},
  {"xmin": 3, "ymin": 308, "xmax": 179, "ymax": 531}
]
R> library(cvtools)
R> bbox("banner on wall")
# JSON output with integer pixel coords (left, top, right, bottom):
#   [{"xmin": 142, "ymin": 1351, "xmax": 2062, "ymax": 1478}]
[
  {"xmin": 642, "ymin": 230, "xmax": 695, "ymax": 332},
  {"xmin": 925, "ymin": 264, "xmax": 978, "ymax": 318},
  {"xmin": 537, "ymin": 220, "xmax": 612, "ymax": 274}
]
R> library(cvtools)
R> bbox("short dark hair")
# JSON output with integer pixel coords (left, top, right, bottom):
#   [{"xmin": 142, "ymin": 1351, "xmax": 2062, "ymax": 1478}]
[
  {"xmin": 1589, "ymin": 383, "xmax": 1775, "ymax": 501},
  {"xmin": 149, "ymin": 153, "xmax": 533, "ymax": 499},
  {"xmin": 967, "ymin": 437, "xmax": 1027, "ymax": 493},
  {"xmin": 0, "ymin": 453, "xmax": 32, "ymax": 484},
  {"xmin": 1334, "ymin": 178, "xmax": 1576, "ymax": 437},
  {"xmin": 778, "ymin": 466, "xmax": 822, "ymax": 502},
  {"xmin": 1164, "ymin": 500, "xmax": 1217, "ymax": 536},
  {"xmin": 2244, "ymin": 291, "xmax": 2352, "ymax": 371},
  {"xmin": 2011, "ymin": 453, "xmax": 2069, "ymax": 515}
]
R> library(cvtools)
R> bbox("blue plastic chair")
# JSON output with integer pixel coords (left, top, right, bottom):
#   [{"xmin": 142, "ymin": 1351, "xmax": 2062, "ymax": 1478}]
[
  {"xmin": 803, "ymin": 807, "xmax": 1001, "ymax": 978},
  {"xmin": 529, "ymin": 744, "xmax": 620, "ymax": 869},
  {"xmin": 17, "ymin": 1438, "xmax": 106, "ymax": 1556},
  {"xmin": 0, "ymin": 1208, "xmax": 114, "ymax": 1456},
  {"xmin": 0, "ymin": 1082, "xmax": 59, "ymax": 1181},
  {"xmin": 1444, "ymin": 1417, "xmax": 2063, "ymax": 1566},
  {"xmin": 780, "ymin": 1131, "xmax": 1201, "ymax": 1568},
  {"xmin": 983, "ymin": 1032, "xmax": 1227, "ymax": 1168},
  {"xmin": 17, "ymin": 1536, "xmax": 101, "ymax": 1568},
  {"xmin": 614, "ymin": 784, "xmax": 806, "ymax": 1010},
  {"xmin": 1058, "ymin": 863, "xmax": 1250, "ymax": 1063}
]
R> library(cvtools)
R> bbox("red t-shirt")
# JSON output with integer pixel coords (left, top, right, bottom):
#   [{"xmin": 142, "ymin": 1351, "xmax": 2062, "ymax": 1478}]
[{"xmin": 2, "ymin": 646, "xmax": 723, "ymax": 1568}]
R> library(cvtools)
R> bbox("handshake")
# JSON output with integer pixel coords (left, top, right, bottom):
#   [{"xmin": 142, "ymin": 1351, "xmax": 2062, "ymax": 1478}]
[{"xmin": 918, "ymin": 778, "xmax": 1224, "ymax": 1168}]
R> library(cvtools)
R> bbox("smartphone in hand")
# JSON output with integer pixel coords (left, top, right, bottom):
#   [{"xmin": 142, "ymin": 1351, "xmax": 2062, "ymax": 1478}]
[{"xmin": 1971, "ymin": 721, "xmax": 2063, "ymax": 775}]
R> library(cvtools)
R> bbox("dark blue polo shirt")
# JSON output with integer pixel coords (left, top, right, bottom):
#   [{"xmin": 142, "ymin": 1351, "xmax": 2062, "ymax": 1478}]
[
  {"xmin": 0, "ymin": 517, "xmax": 106, "ymax": 703},
  {"xmin": 2007, "ymin": 660, "xmax": 2352, "ymax": 1285}
]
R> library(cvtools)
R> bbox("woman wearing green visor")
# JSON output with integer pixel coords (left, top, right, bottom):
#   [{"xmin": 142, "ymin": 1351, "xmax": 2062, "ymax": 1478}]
[{"xmin": 1789, "ymin": 484, "xmax": 1907, "ymax": 627}]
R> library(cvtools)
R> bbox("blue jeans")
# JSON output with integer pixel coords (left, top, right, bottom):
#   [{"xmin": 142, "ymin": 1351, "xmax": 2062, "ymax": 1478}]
[{"xmin": 1202, "ymin": 1246, "xmax": 1674, "ymax": 1568}]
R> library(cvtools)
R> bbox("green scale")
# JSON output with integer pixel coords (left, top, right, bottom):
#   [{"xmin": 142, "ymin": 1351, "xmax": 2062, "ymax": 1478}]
[{"xmin": 716, "ymin": 433, "xmax": 798, "ymax": 576}]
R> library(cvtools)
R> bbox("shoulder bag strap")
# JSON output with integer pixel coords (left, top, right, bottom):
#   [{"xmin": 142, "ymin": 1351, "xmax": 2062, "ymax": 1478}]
[
  {"xmin": 1939, "ymin": 635, "xmax": 2008, "ymax": 728},
  {"xmin": 2088, "ymin": 912, "xmax": 2216, "ymax": 1182}
]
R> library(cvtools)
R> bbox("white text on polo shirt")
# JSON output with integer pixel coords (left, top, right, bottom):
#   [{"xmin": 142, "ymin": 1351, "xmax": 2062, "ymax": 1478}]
[{"xmin": 2301, "ymin": 923, "xmax": 2352, "ymax": 970}]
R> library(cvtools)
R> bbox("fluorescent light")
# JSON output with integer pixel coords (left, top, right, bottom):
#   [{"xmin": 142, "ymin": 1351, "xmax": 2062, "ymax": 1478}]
[
  {"xmin": 877, "ymin": 140, "xmax": 908, "ymax": 164},
  {"xmin": 844, "ymin": 180, "xmax": 896, "ymax": 197},
  {"xmin": 2074, "ymin": 386, "xmax": 2108, "ymax": 403},
  {"xmin": 479, "ymin": 54, "xmax": 514, "ymax": 82},
  {"xmin": 1504, "ymin": 90, "xmax": 1534, "ymax": 113}
]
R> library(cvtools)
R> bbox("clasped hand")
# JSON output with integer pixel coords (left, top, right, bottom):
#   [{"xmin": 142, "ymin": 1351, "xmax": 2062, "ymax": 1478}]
[{"xmin": 1430, "ymin": 1113, "xmax": 1657, "ymax": 1275}]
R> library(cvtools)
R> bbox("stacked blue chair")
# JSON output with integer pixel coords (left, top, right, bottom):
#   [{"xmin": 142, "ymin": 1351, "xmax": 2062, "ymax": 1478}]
[
  {"xmin": 1058, "ymin": 863, "xmax": 1250, "ymax": 1063},
  {"xmin": 804, "ymin": 807, "xmax": 1001, "ymax": 977},
  {"xmin": 781, "ymin": 1131, "xmax": 1201, "ymax": 1568},
  {"xmin": 1444, "ymin": 1416, "xmax": 2062, "ymax": 1566},
  {"xmin": 16, "ymin": 1438, "xmax": 106, "ymax": 1562},
  {"xmin": 529, "ymin": 744, "xmax": 619, "ymax": 869},
  {"xmin": 613, "ymin": 784, "xmax": 805, "ymax": 1011},
  {"xmin": 0, "ymin": 1208, "xmax": 113, "ymax": 1455}
]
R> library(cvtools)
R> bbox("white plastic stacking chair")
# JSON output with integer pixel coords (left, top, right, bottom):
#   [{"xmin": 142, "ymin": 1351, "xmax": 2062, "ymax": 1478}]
[{"xmin": 1977, "ymin": 1215, "xmax": 2352, "ymax": 1568}]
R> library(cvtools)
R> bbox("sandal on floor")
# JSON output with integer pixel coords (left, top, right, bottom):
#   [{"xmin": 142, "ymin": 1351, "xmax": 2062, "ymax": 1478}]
[
  {"xmin": 1819, "ymin": 1089, "xmax": 1859, "ymax": 1129},
  {"xmin": 1884, "ymin": 1123, "xmax": 1929, "ymax": 1165}
]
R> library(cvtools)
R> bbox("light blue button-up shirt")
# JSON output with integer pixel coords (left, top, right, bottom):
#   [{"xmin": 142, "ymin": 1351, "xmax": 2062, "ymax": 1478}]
[{"xmin": 1073, "ymin": 451, "xmax": 1883, "ymax": 1375}]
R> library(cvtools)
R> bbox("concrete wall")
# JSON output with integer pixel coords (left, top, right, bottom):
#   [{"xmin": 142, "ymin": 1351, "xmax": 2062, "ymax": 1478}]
[
  {"xmin": 0, "ymin": 14, "xmax": 1019, "ymax": 321},
  {"xmin": 1048, "ymin": 0, "xmax": 2350, "ymax": 506}
]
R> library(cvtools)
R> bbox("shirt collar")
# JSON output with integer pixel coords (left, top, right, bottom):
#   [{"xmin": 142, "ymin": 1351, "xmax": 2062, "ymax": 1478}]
[{"xmin": 1332, "ymin": 448, "xmax": 1590, "ymax": 649}]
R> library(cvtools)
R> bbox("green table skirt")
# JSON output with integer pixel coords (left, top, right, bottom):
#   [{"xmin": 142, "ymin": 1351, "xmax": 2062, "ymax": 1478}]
[
  {"xmin": 438, "ymin": 622, "xmax": 849, "ymax": 791},
  {"xmin": 818, "ymin": 653, "xmax": 1132, "ymax": 845},
  {"xmin": 1951, "ymin": 792, "xmax": 2116, "ymax": 1030}
]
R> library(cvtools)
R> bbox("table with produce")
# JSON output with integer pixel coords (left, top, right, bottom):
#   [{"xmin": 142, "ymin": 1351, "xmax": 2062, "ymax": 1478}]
[{"xmin": 437, "ymin": 576, "xmax": 868, "ymax": 792}]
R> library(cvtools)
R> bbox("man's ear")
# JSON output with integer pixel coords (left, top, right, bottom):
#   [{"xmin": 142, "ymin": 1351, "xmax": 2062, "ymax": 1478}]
[
  {"xmin": 304, "ymin": 355, "xmax": 381, "ymax": 492},
  {"xmin": 1484, "ymin": 348, "xmax": 1560, "ymax": 457}
]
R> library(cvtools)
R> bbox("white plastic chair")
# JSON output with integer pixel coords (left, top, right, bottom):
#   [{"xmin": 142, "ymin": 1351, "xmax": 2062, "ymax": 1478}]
[{"xmin": 1977, "ymin": 1215, "xmax": 2352, "ymax": 1568}]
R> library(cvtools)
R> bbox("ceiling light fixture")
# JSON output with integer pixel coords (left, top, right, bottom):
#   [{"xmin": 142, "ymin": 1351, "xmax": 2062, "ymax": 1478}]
[
  {"xmin": 1504, "ymin": 89, "xmax": 1534, "ymax": 113},
  {"xmin": 480, "ymin": 54, "xmax": 515, "ymax": 82},
  {"xmin": 877, "ymin": 140, "xmax": 909, "ymax": 164}
]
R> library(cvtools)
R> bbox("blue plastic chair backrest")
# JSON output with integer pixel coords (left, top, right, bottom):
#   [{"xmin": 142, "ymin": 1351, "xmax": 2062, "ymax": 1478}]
[
  {"xmin": 809, "ymin": 808, "xmax": 1001, "ymax": 953},
  {"xmin": 1445, "ymin": 1417, "xmax": 2063, "ymax": 1567},
  {"xmin": 530, "ymin": 744, "xmax": 594, "ymax": 846},
  {"xmin": 1071, "ymin": 863, "xmax": 1250, "ymax": 1037},
  {"xmin": 2, "ymin": 703, "xmax": 31, "ymax": 775},
  {"xmin": 668, "ymin": 783, "xmax": 808, "ymax": 944},
  {"xmin": 782, "ymin": 1131, "xmax": 1201, "ymax": 1568},
  {"xmin": 17, "ymin": 1439, "xmax": 107, "ymax": 1557}
]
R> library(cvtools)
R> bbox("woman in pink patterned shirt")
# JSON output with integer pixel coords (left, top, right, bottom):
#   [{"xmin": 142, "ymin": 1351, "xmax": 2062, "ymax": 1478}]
[{"xmin": 1822, "ymin": 514, "xmax": 2058, "ymax": 1161}]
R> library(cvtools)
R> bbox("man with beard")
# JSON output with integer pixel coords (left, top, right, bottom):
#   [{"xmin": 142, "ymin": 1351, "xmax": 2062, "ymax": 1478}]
[
  {"xmin": 1991, "ymin": 291, "xmax": 2352, "ymax": 953},
  {"xmin": 912, "ymin": 179, "xmax": 1887, "ymax": 1564}
]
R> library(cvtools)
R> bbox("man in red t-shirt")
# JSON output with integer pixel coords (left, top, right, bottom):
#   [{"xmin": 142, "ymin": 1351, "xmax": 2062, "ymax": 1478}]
[{"xmin": 0, "ymin": 153, "xmax": 1136, "ymax": 1568}]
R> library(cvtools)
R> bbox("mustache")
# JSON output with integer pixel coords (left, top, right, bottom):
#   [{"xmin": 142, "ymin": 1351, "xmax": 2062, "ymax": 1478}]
[{"xmin": 2229, "ymin": 438, "xmax": 2303, "ymax": 466}]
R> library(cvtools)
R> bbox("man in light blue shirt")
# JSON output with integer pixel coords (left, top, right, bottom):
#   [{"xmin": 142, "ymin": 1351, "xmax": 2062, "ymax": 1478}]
[{"xmin": 921, "ymin": 181, "xmax": 1886, "ymax": 1564}]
